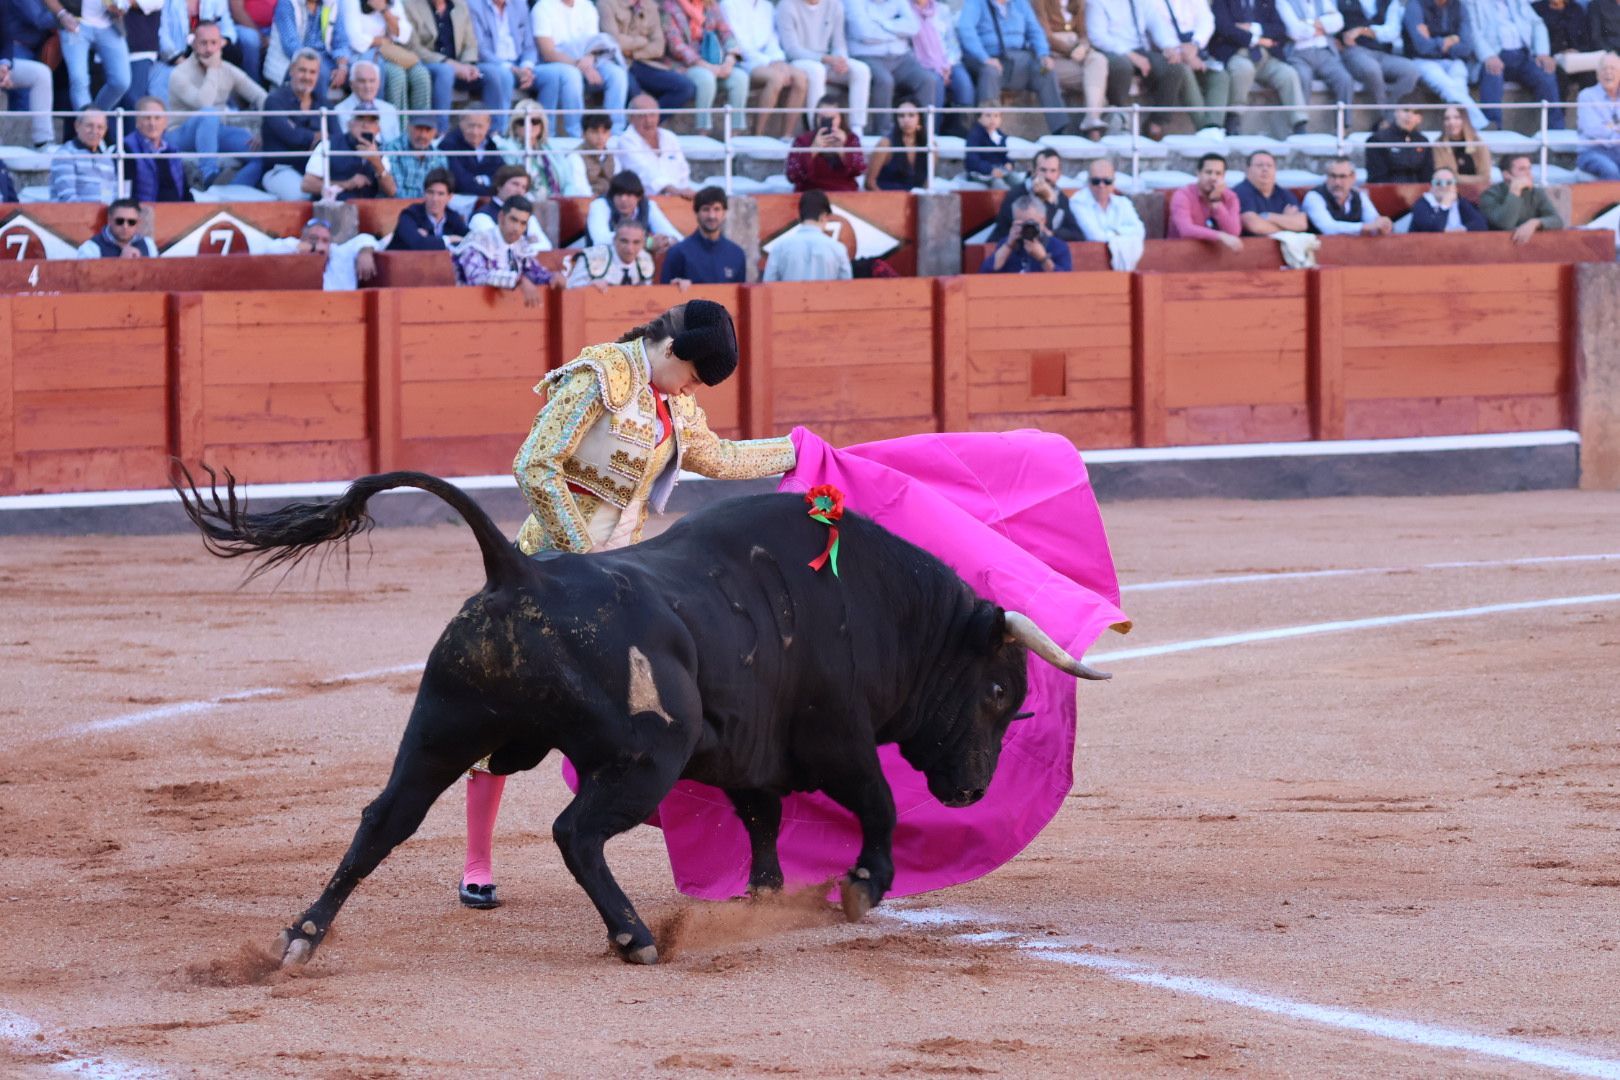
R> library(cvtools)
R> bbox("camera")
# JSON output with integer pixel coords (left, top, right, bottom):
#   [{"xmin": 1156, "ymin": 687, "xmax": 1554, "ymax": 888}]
[
  {"xmin": 816, "ymin": 118, "xmax": 834, "ymax": 134},
  {"xmin": 1016, "ymin": 221, "xmax": 1041, "ymax": 243}
]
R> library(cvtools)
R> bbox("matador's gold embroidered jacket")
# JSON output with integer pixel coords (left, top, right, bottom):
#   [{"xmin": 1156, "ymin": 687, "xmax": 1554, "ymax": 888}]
[{"xmin": 512, "ymin": 338, "xmax": 797, "ymax": 555}]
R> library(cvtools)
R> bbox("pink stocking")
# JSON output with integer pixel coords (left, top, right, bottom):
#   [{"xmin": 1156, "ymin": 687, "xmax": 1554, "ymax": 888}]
[{"xmin": 462, "ymin": 771, "xmax": 507, "ymax": 887}]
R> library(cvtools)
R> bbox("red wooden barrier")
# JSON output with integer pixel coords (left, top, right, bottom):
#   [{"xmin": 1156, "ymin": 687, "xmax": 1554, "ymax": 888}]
[{"xmin": 0, "ymin": 254, "xmax": 326, "ymax": 295}]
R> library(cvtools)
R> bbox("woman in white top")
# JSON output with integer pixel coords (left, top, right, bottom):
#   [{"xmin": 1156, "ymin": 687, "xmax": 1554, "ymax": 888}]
[
  {"xmin": 498, "ymin": 98, "xmax": 592, "ymax": 198},
  {"xmin": 720, "ymin": 0, "xmax": 811, "ymax": 137},
  {"xmin": 339, "ymin": 0, "xmax": 430, "ymax": 112}
]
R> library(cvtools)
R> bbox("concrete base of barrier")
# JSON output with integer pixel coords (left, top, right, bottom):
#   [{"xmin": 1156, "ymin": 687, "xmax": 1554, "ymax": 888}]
[{"xmin": 0, "ymin": 433, "xmax": 1580, "ymax": 536}]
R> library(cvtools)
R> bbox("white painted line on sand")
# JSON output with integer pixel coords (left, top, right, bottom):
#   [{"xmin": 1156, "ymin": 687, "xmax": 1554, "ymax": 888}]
[
  {"xmin": 1124, "ymin": 553, "xmax": 1620, "ymax": 593},
  {"xmin": 882, "ymin": 910, "xmax": 1620, "ymax": 1079},
  {"xmin": 0, "ymin": 1008, "xmax": 167, "ymax": 1080},
  {"xmin": 1089, "ymin": 593, "xmax": 1620, "ymax": 663},
  {"xmin": 1083, "ymin": 429, "xmax": 1580, "ymax": 464}
]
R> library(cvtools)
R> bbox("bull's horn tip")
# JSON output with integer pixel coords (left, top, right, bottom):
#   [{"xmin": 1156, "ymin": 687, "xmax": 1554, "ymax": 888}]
[{"xmin": 1109, "ymin": 620, "xmax": 1133, "ymax": 635}]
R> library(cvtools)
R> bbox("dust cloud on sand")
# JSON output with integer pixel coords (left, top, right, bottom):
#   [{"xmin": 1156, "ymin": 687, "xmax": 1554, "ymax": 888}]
[{"xmin": 655, "ymin": 882, "xmax": 844, "ymax": 961}]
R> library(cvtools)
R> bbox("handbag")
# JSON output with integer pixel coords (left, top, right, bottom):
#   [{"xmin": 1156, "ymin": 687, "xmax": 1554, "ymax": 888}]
[
  {"xmin": 377, "ymin": 38, "xmax": 420, "ymax": 68},
  {"xmin": 699, "ymin": 29, "xmax": 724, "ymax": 65}
]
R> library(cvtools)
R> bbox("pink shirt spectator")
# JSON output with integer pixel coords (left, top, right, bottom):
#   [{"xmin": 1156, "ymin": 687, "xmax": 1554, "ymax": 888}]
[{"xmin": 1166, "ymin": 184, "xmax": 1241, "ymax": 241}]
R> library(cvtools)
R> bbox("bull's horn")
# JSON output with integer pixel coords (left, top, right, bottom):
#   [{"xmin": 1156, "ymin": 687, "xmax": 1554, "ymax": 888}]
[{"xmin": 1004, "ymin": 611, "xmax": 1112, "ymax": 681}]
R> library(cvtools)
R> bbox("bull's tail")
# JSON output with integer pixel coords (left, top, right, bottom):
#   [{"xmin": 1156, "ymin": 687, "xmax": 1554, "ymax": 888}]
[{"xmin": 174, "ymin": 463, "xmax": 527, "ymax": 589}]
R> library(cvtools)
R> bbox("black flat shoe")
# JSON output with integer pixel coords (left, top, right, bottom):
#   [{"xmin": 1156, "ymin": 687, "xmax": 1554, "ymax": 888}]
[{"xmin": 458, "ymin": 881, "xmax": 500, "ymax": 909}]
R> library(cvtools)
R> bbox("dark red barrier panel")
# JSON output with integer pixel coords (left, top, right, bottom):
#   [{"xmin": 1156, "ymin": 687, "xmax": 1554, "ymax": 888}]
[
  {"xmin": 0, "ymin": 254, "xmax": 326, "ymax": 295},
  {"xmin": 1568, "ymin": 181, "xmax": 1620, "ymax": 226},
  {"xmin": 1317, "ymin": 229, "xmax": 1615, "ymax": 266}
]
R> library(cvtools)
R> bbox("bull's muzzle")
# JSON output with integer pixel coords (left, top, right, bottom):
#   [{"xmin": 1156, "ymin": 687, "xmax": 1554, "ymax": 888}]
[{"xmin": 1004, "ymin": 612, "xmax": 1112, "ymax": 680}]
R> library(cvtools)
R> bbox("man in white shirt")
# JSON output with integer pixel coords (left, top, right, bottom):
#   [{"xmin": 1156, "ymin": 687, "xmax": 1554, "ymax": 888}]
[
  {"xmin": 1275, "ymin": 0, "xmax": 1357, "ymax": 106},
  {"xmin": 844, "ymin": 0, "xmax": 935, "ymax": 117},
  {"xmin": 776, "ymin": 0, "xmax": 874, "ymax": 133},
  {"xmin": 722, "ymin": 0, "xmax": 811, "ymax": 137},
  {"xmin": 1146, "ymin": 0, "xmax": 1221, "ymax": 132},
  {"xmin": 1087, "ymin": 0, "xmax": 1198, "ymax": 135},
  {"xmin": 334, "ymin": 61, "xmax": 403, "ymax": 142},
  {"xmin": 532, "ymin": 0, "xmax": 630, "ymax": 134},
  {"xmin": 566, "ymin": 218, "xmax": 658, "ymax": 286},
  {"xmin": 262, "ymin": 218, "xmax": 383, "ymax": 291},
  {"xmin": 764, "ymin": 189, "xmax": 853, "ymax": 281},
  {"xmin": 1068, "ymin": 158, "xmax": 1144, "ymax": 240},
  {"xmin": 614, "ymin": 94, "xmax": 696, "ymax": 196}
]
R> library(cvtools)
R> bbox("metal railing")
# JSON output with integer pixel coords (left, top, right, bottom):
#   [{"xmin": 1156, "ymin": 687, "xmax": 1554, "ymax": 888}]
[{"xmin": 10, "ymin": 96, "xmax": 1614, "ymax": 200}]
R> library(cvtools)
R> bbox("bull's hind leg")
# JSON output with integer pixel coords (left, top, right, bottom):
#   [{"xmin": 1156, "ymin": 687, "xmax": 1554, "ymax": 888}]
[
  {"xmin": 552, "ymin": 752, "xmax": 686, "ymax": 965},
  {"xmin": 725, "ymin": 789, "xmax": 784, "ymax": 894},
  {"xmin": 278, "ymin": 689, "xmax": 498, "ymax": 967}
]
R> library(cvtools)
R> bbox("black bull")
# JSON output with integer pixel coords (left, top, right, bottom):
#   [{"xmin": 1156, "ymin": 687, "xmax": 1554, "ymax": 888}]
[{"xmin": 177, "ymin": 469, "xmax": 1108, "ymax": 967}]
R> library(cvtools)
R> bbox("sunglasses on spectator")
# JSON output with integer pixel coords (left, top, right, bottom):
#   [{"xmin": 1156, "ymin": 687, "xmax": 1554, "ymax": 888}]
[
  {"xmin": 1089, "ymin": 176, "xmax": 1114, "ymax": 185},
  {"xmin": 111, "ymin": 217, "xmax": 140, "ymax": 225}
]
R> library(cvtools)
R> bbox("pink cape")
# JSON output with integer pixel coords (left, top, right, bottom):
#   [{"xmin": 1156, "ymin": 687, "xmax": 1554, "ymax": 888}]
[{"xmin": 648, "ymin": 427, "xmax": 1130, "ymax": 900}]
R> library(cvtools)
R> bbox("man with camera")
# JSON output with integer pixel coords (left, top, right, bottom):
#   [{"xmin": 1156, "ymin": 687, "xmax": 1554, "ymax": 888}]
[
  {"xmin": 302, "ymin": 111, "xmax": 398, "ymax": 201},
  {"xmin": 981, "ymin": 195, "xmax": 1073, "ymax": 272}
]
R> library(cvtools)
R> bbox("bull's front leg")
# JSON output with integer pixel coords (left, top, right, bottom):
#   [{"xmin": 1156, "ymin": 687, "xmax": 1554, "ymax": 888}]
[
  {"xmin": 725, "ymin": 789, "xmax": 784, "ymax": 894},
  {"xmin": 820, "ymin": 773, "xmax": 897, "ymax": 922}
]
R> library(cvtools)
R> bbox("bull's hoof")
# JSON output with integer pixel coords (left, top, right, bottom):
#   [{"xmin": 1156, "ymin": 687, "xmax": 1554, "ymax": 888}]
[
  {"xmin": 610, "ymin": 931, "xmax": 658, "ymax": 965},
  {"xmin": 839, "ymin": 874, "xmax": 877, "ymax": 923},
  {"xmin": 276, "ymin": 928, "xmax": 313, "ymax": 969}
]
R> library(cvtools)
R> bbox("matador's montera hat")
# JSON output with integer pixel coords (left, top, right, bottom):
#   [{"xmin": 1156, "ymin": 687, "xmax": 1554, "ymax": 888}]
[{"xmin": 671, "ymin": 299, "xmax": 739, "ymax": 387}]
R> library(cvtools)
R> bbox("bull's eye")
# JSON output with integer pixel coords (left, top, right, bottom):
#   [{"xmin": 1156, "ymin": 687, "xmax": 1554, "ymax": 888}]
[{"xmin": 990, "ymin": 682, "xmax": 1005, "ymax": 702}]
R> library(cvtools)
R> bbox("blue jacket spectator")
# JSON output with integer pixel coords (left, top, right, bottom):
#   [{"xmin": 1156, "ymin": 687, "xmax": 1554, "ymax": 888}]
[
  {"xmin": 390, "ymin": 201, "xmax": 469, "ymax": 249},
  {"xmin": 1406, "ymin": 190, "xmax": 1488, "ymax": 231},
  {"xmin": 1208, "ymin": 0, "xmax": 1289, "ymax": 63},
  {"xmin": 660, "ymin": 230, "xmax": 747, "ymax": 284},
  {"xmin": 0, "ymin": 161, "xmax": 18, "ymax": 203},
  {"xmin": 261, "ymin": 82, "xmax": 328, "ymax": 171},
  {"xmin": 123, "ymin": 129, "xmax": 191, "ymax": 203},
  {"xmin": 963, "ymin": 118, "xmax": 1011, "ymax": 178},
  {"xmin": 979, "ymin": 230, "xmax": 1071, "ymax": 271},
  {"xmin": 466, "ymin": 0, "xmax": 538, "ymax": 70},
  {"xmin": 267, "ymin": 0, "xmax": 350, "ymax": 87},
  {"xmin": 1402, "ymin": 0, "xmax": 1475, "ymax": 59},
  {"xmin": 956, "ymin": 0, "xmax": 1050, "ymax": 64},
  {"xmin": 1, "ymin": 0, "xmax": 57, "ymax": 60},
  {"xmin": 439, "ymin": 118, "xmax": 505, "ymax": 196}
]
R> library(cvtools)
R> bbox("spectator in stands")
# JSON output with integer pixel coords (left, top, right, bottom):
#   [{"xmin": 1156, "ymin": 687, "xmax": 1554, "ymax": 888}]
[
  {"xmin": 723, "ymin": 0, "xmax": 812, "ymax": 138},
  {"xmin": 337, "ymin": 0, "xmax": 431, "ymax": 115},
  {"xmin": 567, "ymin": 217, "xmax": 657, "ymax": 286},
  {"xmin": 585, "ymin": 167, "xmax": 683, "ymax": 248},
  {"xmin": 385, "ymin": 113, "xmax": 450, "ymax": 198},
  {"xmin": 153, "ymin": 0, "xmax": 247, "ymax": 104},
  {"xmin": 440, "ymin": 108, "xmax": 506, "ymax": 196},
  {"xmin": 167, "ymin": 21, "xmax": 267, "ymax": 188},
  {"xmin": 1034, "ymin": 0, "xmax": 1109, "ymax": 137},
  {"xmin": 0, "ymin": 161, "xmax": 17, "ymax": 203},
  {"xmin": 335, "ymin": 59, "xmax": 404, "ymax": 141},
  {"xmin": 1276, "ymin": 0, "xmax": 1359, "ymax": 121},
  {"xmin": 467, "ymin": 0, "xmax": 540, "ymax": 120},
  {"xmin": 1303, "ymin": 154, "xmax": 1394, "ymax": 234},
  {"xmin": 390, "ymin": 167, "xmax": 469, "ymax": 247},
  {"xmin": 468, "ymin": 163, "xmax": 554, "ymax": 245},
  {"xmin": 1403, "ymin": 0, "xmax": 1490, "ymax": 131},
  {"xmin": 1087, "ymin": 0, "xmax": 1197, "ymax": 139},
  {"xmin": 599, "ymin": 0, "xmax": 698, "ymax": 112},
  {"xmin": 981, "ymin": 194, "xmax": 1071, "ymax": 272},
  {"xmin": 1336, "ymin": 0, "xmax": 1421, "ymax": 120},
  {"xmin": 533, "ymin": 0, "xmax": 632, "ymax": 135},
  {"xmin": 255, "ymin": 48, "xmax": 329, "ymax": 198},
  {"xmin": 1, "ymin": 24, "xmax": 58, "ymax": 151},
  {"xmin": 866, "ymin": 100, "xmax": 934, "ymax": 189},
  {"xmin": 963, "ymin": 107, "xmax": 1013, "ymax": 186},
  {"xmin": 265, "ymin": 216, "xmax": 383, "ymax": 289},
  {"xmin": 990, "ymin": 147, "xmax": 1083, "ymax": 241},
  {"xmin": 912, "ymin": 0, "xmax": 974, "ymax": 136},
  {"xmin": 1209, "ymin": 0, "xmax": 1308, "ymax": 135},
  {"xmin": 958, "ymin": 0, "xmax": 1069, "ymax": 134},
  {"xmin": 777, "ymin": 0, "xmax": 874, "ymax": 134},
  {"xmin": 268, "ymin": 0, "xmax": 350, "ymax": 94},
  {"xmin": 1231, "ymin": 149, "xmax": 1308, "ymax": 234},
  {"xmin": 1431, "ymin": 104, "xmax": 1492, "ymax": 179},
  {"xmin": 123, "ymin": 98, "xmax": 191, "ymax": 203},
  {"xmin": 51, "ymin": 109, "xmax": 119, "ymax": 204},
  {"xmin": 500, "ymin": 99, "xmax": 591, "ymax": 196},
  {"xmin": 123, "ymin": 3, "xmax": 162, "ymax": 106},
  {"xmin": 1069, "ymin": 157, "xmax": 1145, "ymax": 240},
  {"xmin": 579, "ymin": 112, "xmax": 621, "ymax": 194},
  {"xmin": 1595, "ymin": 0, "xmax": 1620, "ymax": 55},
  {"xmin": 764, "ymin": 188, "xmax": 852, "ymax": 280},
  {"xmin": 1145, "ymin": 0, "xmax": 1224, "ymax": 133},
  {"xmin": 1366, "ymin": 100, "xmax": 1434, "ymax": 183},
  {"xmin": 660, "ymin": 184, "xmax": 747, "ymax": 283},
  {"xmin": 1469, "ymin": 0, "xmax": 1564, "ymax": 129},
  {"xmin": 303, "ymin": 109, "xmax": 401, "ymax": 199},
  {"xmin": 1167, "ymin": 151, "xmax": 1242, "ymax": 250},
  {"xmin": 1480, "ymin": 150, "xmax": 1564, "ymax": 240},
  {"xmin": 616, "ymin": 94, "xmax": 697, "ymax": 195},
  {"xmin": 403, "ymin": 0, "xmax": 492, "ymax": 133},
  {"xmin": 456, "ymin": 195, "xmax": 555, "ymax": 300},
  {"xmin": 787, "ymin": 95, "xmax": 867, "ymax": 191},
  {"xmin": 41, "ymin": 0, "xmax": 133, "ymax": 113},
  {"xmin": 237, "ymin": 0, "xmax": 276, "ymax": 83},
  {"xmin": 1575, "ymin": 51, "xmax": 1620, "ymax": 179},
  {"xmin": 1403, "ymin": 166, "xmax": 1487, "ymax": 230},
  {"xmin": 76, "ymin": 198, "xmax": 158, "ymax": 257},
  {"xmin": 659, "ymin": 0, "xmax": 749, "ymax": 133},
  {"xmin": 1533, "ymin": 0, "xmax": 1599, "ymax": 101},
  {"xmin": 845, "ymin": 0, "xmax": 936, "ymax": 119}
]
